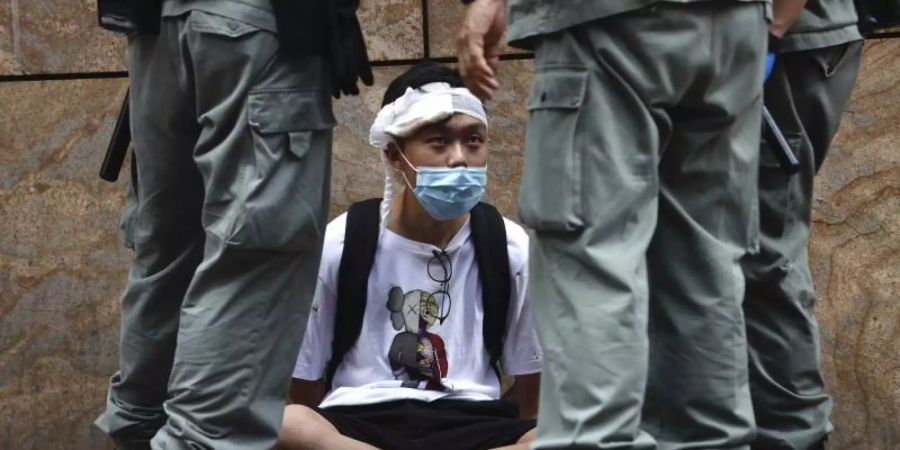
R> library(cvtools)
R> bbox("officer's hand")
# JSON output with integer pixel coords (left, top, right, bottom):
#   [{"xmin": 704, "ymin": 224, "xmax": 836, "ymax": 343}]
[{"xmin": 456, "ymin": 0, "xmax": 506, "ymax": 100}]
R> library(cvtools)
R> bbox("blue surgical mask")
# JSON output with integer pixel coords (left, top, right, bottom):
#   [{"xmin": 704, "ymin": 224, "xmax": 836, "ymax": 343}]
[{"xmin": 397, "ymin": 150, "xmax": 487, "ymax": 221}]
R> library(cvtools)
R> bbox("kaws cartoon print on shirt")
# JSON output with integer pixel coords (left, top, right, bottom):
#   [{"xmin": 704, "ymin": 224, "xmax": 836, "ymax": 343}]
[{"xmin": 386, "ymin": 286, "xmax": 448, "ymax": 390}]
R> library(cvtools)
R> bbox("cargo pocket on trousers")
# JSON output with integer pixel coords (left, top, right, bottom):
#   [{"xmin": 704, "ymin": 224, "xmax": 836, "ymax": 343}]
[
  {"xmin": 757, "ymin": 132, "xmax": 802, "ymax": 239},
  {"xmin": 810, "ymin": 41, "xmax": 860, "ymax": 78},
  {"xmin": 188, "ymin": 10, "xmax": 261, "ymax": 40},
  {"xmin": 226, "ymin": 88, "xmax": 336, "ymax": 252},
  {"xmin": 517, "ymin": 66, "xmax": 588, "ymax": 231}
]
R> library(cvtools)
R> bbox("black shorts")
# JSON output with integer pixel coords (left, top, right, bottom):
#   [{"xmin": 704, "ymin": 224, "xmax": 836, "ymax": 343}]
[{"xmin": 316, "ymin": 399, "xmax": 535, "ymax": 450}]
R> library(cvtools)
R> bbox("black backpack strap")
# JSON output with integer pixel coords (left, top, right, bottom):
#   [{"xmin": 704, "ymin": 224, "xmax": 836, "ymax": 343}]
[
  {"xmin": 326, "ymin": 198, "xmax": 382, "ymax": 387},
  {"xmin": 469, "ymin": 203, "xmax": 512, "ymax": 381}
]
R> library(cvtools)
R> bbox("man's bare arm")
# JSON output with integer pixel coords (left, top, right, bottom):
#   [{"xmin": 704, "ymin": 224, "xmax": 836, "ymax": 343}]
[
  {"xmin": 288, "ymin": 378, "xmax": 328, "ymax": 408},
  {"xmin": 503, "ymin": 373, "xmax": 540, "ymax": 419}
]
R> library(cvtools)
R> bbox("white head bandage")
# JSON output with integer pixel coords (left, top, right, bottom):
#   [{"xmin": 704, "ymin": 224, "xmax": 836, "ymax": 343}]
[
  {"xmin": 368, "ymin": 82, "xmax": 488, "ymax": 225},
  {"xmin": 369, "ymin": 82, "xmax": 487, "ymax": 148}
]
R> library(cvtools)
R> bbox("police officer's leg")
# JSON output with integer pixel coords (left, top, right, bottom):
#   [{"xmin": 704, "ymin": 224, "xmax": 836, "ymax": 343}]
[
  {"xmin": 743, "ymin": 41, "xmax": 862, "ymax": 450},
  {"xmin": 641, "ymin": 4, "xmax": 766, "ymax": 449},
  {"xmin": 517, "ymin": 16, "xmax": 668, "ymax": 450},
  {"xmin": 788, "ymin": 41, "xmax": 863, "ymax": 174},
  {"xmin": 149, "ymin": 11, "xmax": 333, "ymax": 450},
  {"xmin": 95, "ymin": 24, "xmax": 205, "ymax": 448}
]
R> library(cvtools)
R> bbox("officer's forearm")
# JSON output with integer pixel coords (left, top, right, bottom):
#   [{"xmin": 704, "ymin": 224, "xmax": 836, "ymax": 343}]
[{"xmin": 770, "ymin": 0, "xmax": 809, "ymax": 37}]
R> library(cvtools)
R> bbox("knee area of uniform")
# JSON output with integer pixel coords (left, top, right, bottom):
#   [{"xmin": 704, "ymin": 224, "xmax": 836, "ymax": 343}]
[{"xmin": 132, "ymin": 215, "xmax": 204, "ymax": 249}]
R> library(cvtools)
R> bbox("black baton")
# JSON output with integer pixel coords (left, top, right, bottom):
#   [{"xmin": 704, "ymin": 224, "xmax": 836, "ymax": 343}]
[
  {"xmin": 762, "ymin": 106, "xmax": 800, "ymax": 175},
  {"xmin": 100, "ymin": 90, "xmax": 130, "ymax": 182}
]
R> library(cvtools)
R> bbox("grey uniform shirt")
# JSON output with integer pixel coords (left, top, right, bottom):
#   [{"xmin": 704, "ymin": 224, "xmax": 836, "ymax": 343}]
[
  {"xmin": 161, "ymin": 0, "xmax": 277, "ymax": 33},
  {"xmin": 780, "ymin": 0, "xmax": 861, "ymax": 52},
  {"xmin": 507, "ymin": 0, "xmax": 772, "ymax": 49}
]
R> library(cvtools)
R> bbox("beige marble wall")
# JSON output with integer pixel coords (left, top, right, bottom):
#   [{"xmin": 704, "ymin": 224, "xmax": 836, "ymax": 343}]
[
  {"xmin": 0, "ymin": 0, "xmax": 20, "ymax": 74},
  {"xmin": 359, "ymin": 0, "xmax": 424, "ymax": 62},
  {"xmin": 0, "ymin": 78, "xmax": 129, "ymax": 449},
  {"xmin": 811, "ymin": 38, "xmax": 900, "ymax": 450},
  {"xmin": 14, "ymin": 0, "xmax": 127, "ymax": 74},
  {"xmin": 0, "ymin": 2, "xmax": 898, "ymax": 449}
]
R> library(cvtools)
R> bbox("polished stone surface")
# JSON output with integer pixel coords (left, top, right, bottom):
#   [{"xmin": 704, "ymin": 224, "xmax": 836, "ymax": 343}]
[
  {"xmin": 13, "ymin": 0, "xmax": 127, "ymax": 74},
  {"xmin": 0, "ymin": 78, "xmax": 129, "ymax": 450},
  {"xmin": 0, "ymin": 0, "xmax": 20, "ymax": 74},
  {"xmin": 359, "ymin": 0, "xmax": 424, "ymax": 62},
  {"xmin": 809, "ymin": 38, "xmax": 900, "ymax": 450}
]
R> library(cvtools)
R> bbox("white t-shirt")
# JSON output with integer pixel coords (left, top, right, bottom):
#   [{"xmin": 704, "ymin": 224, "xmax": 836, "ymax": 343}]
[{"xmin": 293, "ymin": 212, "xmax": 542, "ymax": 409}]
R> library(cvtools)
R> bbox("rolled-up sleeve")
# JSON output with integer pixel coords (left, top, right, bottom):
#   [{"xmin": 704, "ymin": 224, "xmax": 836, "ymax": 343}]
[{"xmin": 501, "ymin": 259, "xmax": 543, "ymax": 376}]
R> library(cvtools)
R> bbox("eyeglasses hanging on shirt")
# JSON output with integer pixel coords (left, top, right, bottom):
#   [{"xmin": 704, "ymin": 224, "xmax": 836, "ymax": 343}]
[{"xmin": 427, "ymin": 249, "xmax": 453, "ymax": 324}]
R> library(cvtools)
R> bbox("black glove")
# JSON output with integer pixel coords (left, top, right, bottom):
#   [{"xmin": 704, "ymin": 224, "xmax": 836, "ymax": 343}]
[
  {"xmin": 273, "ymin": 0, "xmax": 373, "ymax": 99},
  {"xmin": 273, "ymin": 0, "xmax": 329, "ymax": 55},
  {"xmin": 327, "ymin": 0, "xmax": 374, "ymax": 98}
]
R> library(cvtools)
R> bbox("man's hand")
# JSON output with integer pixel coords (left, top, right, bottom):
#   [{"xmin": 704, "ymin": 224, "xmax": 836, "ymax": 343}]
[
  {"xmin": 456, "ymin": 0, "xmax": 507, "ymax": 100},
  {"xmin": 770, "ymin": 0, "xmax": 809, "ymax": 38}
]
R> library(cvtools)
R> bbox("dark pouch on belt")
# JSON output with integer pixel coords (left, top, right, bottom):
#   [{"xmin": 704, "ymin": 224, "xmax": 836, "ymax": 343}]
[
  {"xmin": 273, "ymin": 0, "xmax": 330, "ymax": 55},
  {"xmin": 97, "ymin": 0, "xmax": 162, "ymax": 34}
]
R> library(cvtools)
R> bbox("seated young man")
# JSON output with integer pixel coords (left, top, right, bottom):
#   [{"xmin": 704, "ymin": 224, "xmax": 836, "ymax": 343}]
[{"xmin": 277, "ymin": 62, "xmax": 542, "ymax": 450}]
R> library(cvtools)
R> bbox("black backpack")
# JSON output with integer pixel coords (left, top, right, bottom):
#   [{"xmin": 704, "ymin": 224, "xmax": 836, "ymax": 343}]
[{"xmin": 324, "ymin": 198, "xmax": 511, "ymax": 388}]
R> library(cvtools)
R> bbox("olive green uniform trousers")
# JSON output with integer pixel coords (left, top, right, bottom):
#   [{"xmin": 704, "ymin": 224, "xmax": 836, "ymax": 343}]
[
  {"xmin": 517, "ymin": 3, "xmax": 768, "ymax": 449},
  {"xmin": 94, "ymin": 4, "xmax": 334, "ymax": 449},
  {"xmin": 744, "ymin": 40, "xmax": 863, "ymax": 450}
]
